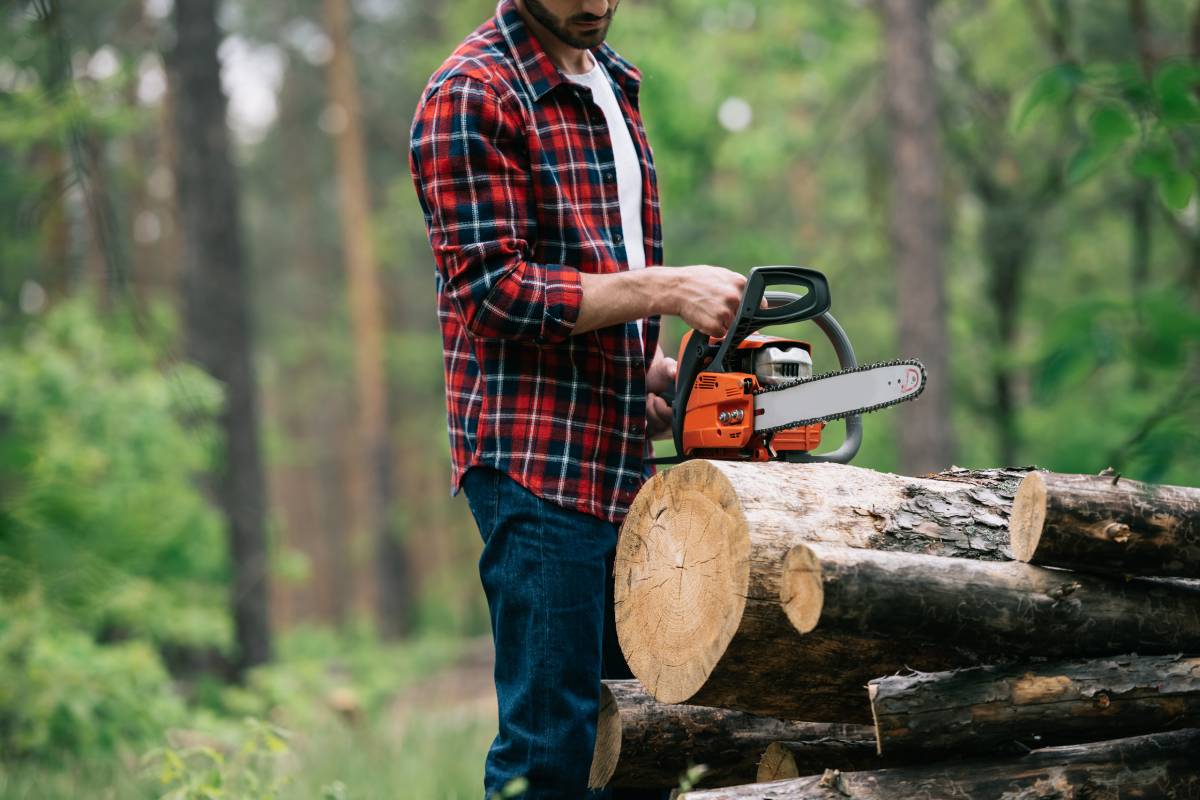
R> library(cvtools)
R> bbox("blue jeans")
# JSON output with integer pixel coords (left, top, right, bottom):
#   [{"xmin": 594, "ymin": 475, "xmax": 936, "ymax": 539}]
[{"xmin": 462, "ymin": 467, "xmax": 668, "ymax": 800}]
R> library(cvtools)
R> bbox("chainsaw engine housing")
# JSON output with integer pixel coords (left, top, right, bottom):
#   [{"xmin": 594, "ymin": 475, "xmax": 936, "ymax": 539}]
[
  {"xmin": 751, "ymin": 342, "xmax": 813, "ymax": 386},
  {"xmin": 676, "ymin": 332, "xmax": 824, "ymax": 461}
]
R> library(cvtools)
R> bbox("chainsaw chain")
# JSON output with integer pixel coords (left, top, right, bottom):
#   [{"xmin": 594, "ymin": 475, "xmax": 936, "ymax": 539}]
[{"xmin": 752, "ymin": 358, "xmax": 927, "ymax": 436}]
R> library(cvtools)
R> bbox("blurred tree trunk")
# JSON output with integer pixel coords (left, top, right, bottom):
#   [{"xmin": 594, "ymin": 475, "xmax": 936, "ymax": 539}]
[
  {"xmin": 323, "ymin": 0, "xmax": 413, "ymax": 637},
  {"xmin": 167, "ymin": 0, "xmax": 272, "ymax": 673},
  {"xmin": 979, "ymin": 190, "xmax": 1034, "ymax": 468},
  {"xmin": 156, "ymin": 80, "xmax": 185, "ymax": 309},
  {"xmin": 1128, "ymin": 1, "xmax": 1155, "ymax": 391},
  {"xmin": 879, "ymin": 0, "xmax": 956, "ymax": 474},
  {"xmin": 81, "ymin": 134, "xmax": 118, "ymax": 309},
  {"xmin": 38, "ymin": 144, "xmax": 71, "ymax": 301}
]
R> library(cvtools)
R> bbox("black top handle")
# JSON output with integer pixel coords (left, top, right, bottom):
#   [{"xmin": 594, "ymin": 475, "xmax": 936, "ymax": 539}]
[{"xmin": 708, "ymin": 266, "xmax": 831, "ymax": 372}]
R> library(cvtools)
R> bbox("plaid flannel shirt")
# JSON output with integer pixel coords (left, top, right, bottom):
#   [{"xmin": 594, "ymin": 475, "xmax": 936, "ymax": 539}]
[{"xmin": 409, "ymin": 0, "xmax": 663, "ymax": 522}]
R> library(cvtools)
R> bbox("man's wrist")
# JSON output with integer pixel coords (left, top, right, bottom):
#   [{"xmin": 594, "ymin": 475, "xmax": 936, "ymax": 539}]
[{"xmin": 643, "ymin": 266, "xmax": 679, "ymax": 317}]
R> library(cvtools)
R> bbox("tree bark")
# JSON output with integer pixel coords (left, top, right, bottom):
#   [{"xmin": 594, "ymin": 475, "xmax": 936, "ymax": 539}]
[
  {"xmin": 590, "ymin": 681, "xmax": 872, "ymax": 790},
  {"xmin": 1011, "ymin": 471, "xmax": 1200, "ymax": 577},
  {"xmin": 880, "ymin": 0, "xmax": 955, "ymax": 474},
  {"xmin": 785, "ymin": 541, "xmax": 1200, "ymax": 654},
  {"xmin": 168, "ymin": 0, "xmax": 271, "ymax": 672},
  {"xmin": 679, "ymin": 728, "xmax": 1200, "ymax": 799},
  {"xmin": 868, "ymin": 653, "xmax": 1200, "ymax": 758},
  {"xmin": 615, "ymin": 461, "xmax": 1026, "ymax": 721},
  {"xmin": 322, "ymin": 0, "xmax": 412, "ymax": 635},
  {"xmin": 754, "ymin": 740, "xmax": 885, "ymax": 784}
]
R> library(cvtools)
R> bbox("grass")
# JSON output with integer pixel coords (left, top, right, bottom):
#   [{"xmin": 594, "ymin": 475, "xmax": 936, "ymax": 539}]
[
  {"xmin": 0, "ymin": 632, "xmax": 497, "ymax": 800},
  {"xmin": 0, "ymin": 712, "xmax": 495, "ymax": 799}
]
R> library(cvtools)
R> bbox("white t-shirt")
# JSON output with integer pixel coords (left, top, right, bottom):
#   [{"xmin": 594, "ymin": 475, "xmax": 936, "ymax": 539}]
[{"xmin": 565, "ymin": 57, "xmax": 646, "ymax": 339}]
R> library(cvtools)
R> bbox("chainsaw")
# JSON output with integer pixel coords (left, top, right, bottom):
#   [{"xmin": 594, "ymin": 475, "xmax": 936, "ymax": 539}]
[{"xmin": 657, "ymin": 265, "xmax": 925, "ymax": 464}]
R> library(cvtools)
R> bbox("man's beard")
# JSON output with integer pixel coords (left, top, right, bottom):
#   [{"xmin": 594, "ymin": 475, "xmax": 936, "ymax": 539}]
[{"xmin": 523, "ymin": 0, "xmax": 613, "ymax": 49}]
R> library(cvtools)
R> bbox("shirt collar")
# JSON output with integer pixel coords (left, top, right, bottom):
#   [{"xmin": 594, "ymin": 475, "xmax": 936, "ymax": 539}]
[{"xmin": 494, "ymin": 0, "xmax": 642, "ymax": 102}]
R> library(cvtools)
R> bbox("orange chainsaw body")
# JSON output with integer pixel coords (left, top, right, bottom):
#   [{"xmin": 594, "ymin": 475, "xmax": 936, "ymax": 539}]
[{"xmin": 676, "ymin": 330, "xmax": 824, "ymax": 461}]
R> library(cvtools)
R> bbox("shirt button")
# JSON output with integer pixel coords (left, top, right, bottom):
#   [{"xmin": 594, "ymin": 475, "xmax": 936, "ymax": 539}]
[
  {"xmin": 631, "ymin": 423, "xmax": 643, "ymax": 435},
  {"xmin": 613, "ymin": 232, "xmax": 624, "ymax": 245},
  {"xmin": 604, "ymin": 170, "xmax": 616, "ymax": 183}
]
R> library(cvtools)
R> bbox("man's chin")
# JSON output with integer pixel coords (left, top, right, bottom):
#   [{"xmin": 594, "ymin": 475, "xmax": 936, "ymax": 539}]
[{"xmin": 566, "ymin": 22, "xmax": 610, "ymax": 48}]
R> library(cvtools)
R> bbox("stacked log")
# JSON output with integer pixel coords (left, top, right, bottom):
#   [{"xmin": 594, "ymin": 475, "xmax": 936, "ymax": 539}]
[
  {"xmin": 589, "ymin": 681, "xmax": 875, "ymax": 790},
  {"xmin": 867, "ymin": 653, "xmax": 1200, "ymax": 757},
  {"xmin": 780, "ymin": 543, "xmax": 1200, "ymax": 660},
  {"xmin": 680, "ymin": 728, "xmax": 1200, "ymax": 799},
  {"xmin": 597, "ymin": 462, "xmax": 1200, "ymax": 795},
  {"xmin": 1010, "ymin": 471, "xmax": 1200, "ymax": 576}
]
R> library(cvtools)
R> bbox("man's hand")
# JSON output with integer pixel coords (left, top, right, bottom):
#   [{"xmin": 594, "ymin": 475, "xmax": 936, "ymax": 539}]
[
  {"xmin": 645, "ymin": 346, "xmax": 677, "ymax": 440},
  {"xmin": 668, "ymin": 266, "xmax": 747, "ymax": 339}
]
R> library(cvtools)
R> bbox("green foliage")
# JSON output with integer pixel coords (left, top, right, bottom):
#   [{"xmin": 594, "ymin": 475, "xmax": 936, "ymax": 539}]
[
  {"xmin": 676, "ymin": 764, "xmax": 711, "ymax": 794},
  {"xmin": 2, "ymin": 630, "xmax": 493, "ymax": 797},
  {"xmin": 488, "ymin": 778, "xmax": 529, "ymax": 799},
  {"xmin": 1030, "ymin": 288, "xmax": 1200, "ymax": 480},
  {"xmin": 143, "ymin": 718, "xmax": 295, "ymax": 800},
  {"xmin": 1011, "ymin": 63, "xmax": 1085, "ymax": 132},
  {"xmin": 0, "ymin": 595, "xmax": 185, "ymax": 761},
  {"xmin": 1020, "ymin": 55, "xmax": 1200, "ymax": 209},
  {"xmin": 0, "ymin": 299, "xmax": 231, "ymax": 650}
]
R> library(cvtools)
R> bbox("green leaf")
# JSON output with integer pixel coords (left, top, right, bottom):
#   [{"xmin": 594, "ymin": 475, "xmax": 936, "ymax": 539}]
[
  {"xmin": 1153, "ymin": 61, "xmax": 1200, "ymax": 126},
  {"xmin": 1156, "ymin": 170, "xmax": 1196, "ymax": 210},
  {"xmin": 500, "ymin": 777, "xmax": 529, "ymax": 798},
  {"xmin": 1152, "ymin": 61, "xmax": 1200, "ymax": 101},
  {"xmin": 1088, "ymin": 102, "xmax": 1137, "ymax": 144},
  {"xmin": 1011, "ymin": 64, "xmax": 1083, "ymax": 133},
  {"xmin": 1066, "ymin": 140, "xmax": 1119, "ymax": 185},
  {"xmin": 1161, "ymin": 92, "xmax": 1200, "ymax": 126},
  {"xmin": 1130, "ymin": 144, "xmax": 1174, "ymax": 179}
]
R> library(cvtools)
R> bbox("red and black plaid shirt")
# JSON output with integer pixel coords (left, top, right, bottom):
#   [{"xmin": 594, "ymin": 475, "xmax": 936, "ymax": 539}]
[{"xmin": 409, "ymin": 0, "xmax": 663, "ymax": 522}]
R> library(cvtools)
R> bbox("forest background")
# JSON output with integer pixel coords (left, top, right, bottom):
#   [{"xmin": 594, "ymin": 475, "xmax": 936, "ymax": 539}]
[{"xmin": 1, "ymin": 0, "xmax": 1198, "ymax": 797}]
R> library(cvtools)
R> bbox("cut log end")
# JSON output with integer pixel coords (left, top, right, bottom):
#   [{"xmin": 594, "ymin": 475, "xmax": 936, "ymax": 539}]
[
  {"xmin": 1010, "ymin": 471, "xmax": 1047, "ymax": 562},
  {"xmin": 757, "ymin": 741, "xmax": 800, "ymax": 782},
  {"xmin": 615, "ymin": 462, "xmax": 750, "ymax": 704},
  {"xmin": 587, "ymin": 683, "xmax": 621, "ymax": 789},
  {"xmin": 780, "ymin": 545, "xmax": 823, "ymax": 634}
]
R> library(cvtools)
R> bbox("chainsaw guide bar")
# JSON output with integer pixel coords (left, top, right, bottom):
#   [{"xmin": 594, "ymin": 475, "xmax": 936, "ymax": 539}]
[{"xmin": 753, "ymin": 359, "xmax": 927, "ymax": 435}]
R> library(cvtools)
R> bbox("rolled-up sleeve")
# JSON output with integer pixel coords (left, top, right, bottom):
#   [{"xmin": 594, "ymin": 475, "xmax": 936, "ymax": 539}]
[{"xmin": 410, "ymin": 76, "xmax": 583, "ymax": 344}]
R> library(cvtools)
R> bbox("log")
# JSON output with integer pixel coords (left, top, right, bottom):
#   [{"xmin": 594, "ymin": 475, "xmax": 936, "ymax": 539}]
[
  {"xmin": 589, "ymin": 680, "xmax": 872, "ymax": 790},
  {"xmin": 867, "ymin": 653, "xmax": 1200, "ymax": 758},
  {"xmin": 754, "ymin": 740, "xmax": 884, "ymax": 783},
  {"xmin": 615, "ymin": 461, "xmax": 1026, "ymax": 721},
  {"xmin": 678, "ymin": 728, "xmax": 1200, "ymax": 799},
  {"xmin": 1011, "ymin": 471, "xmax": 1200, "ymax": 577},
  {"xmin": 782, "ymin": 543, "xmax": 1200, "ymax": 659}
]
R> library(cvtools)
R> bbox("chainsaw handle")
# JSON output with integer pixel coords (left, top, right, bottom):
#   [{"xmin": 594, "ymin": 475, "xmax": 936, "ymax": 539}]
[
  {"xmin": 710, "ymin": 266, "xmax": 831, "ymax": 372},
  {"xmin": 785, "ymin": 311, "xmax": 862, "ymax": 465}
]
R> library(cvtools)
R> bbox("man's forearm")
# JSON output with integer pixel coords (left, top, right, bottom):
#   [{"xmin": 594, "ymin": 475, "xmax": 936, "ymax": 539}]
[
  {"xmin": 575, "ymin": 265, "xmax": 747, "ymax": 339},
  {"xmin": 574, "ymin": 268, "xmax": 678, "ymax": 334}
]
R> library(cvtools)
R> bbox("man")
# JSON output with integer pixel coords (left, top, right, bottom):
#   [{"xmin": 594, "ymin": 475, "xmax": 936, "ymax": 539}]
[{"xmin": 409, "ymin": 1, "xmax": 746, "ymax": 796}]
